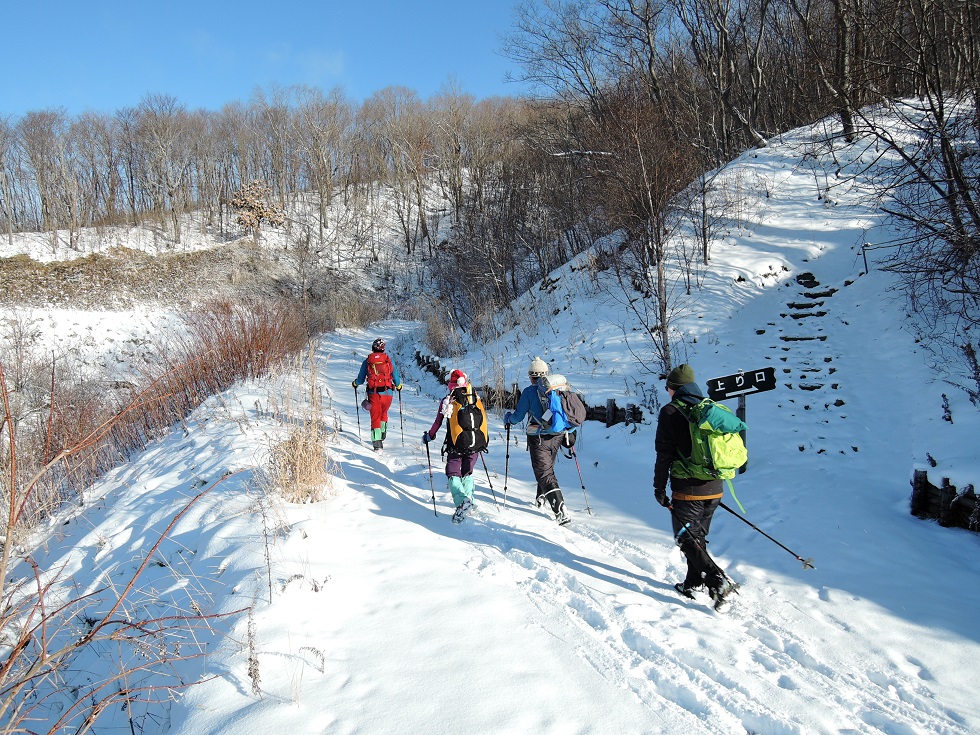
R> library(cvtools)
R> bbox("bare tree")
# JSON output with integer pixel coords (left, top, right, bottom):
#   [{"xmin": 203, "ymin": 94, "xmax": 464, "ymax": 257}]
[
  {"xmin": 251, "ymin": 86, "xmax": 302, "ymax": 210},
  {"xmin": 429, "ymin": 81, "xmax": 474, "ymax": 229},
  {"xmin": 0, "ymin": 117, "xmax": 16, "ymax": 248},
  {"xmin": 674, "ymin": 0, "xmax": 773, "ymax": 150},
  {"xmin": 505, "ymin": 0, "xmax": 614, "ymax": 116},
  {"xmin": 17, "ymin": 109, "xmax": 72, "ymax": 247},
  {"xmin": 293, "ymin": 85, "xmax": 354, "ymax": 246},
  {"xmin": 357, "ymin": 86, "xmax": 433, "ymax": 255},
  {"xmin": 135, "ymin": 94, "xmax": 193, "ymax": 243}
]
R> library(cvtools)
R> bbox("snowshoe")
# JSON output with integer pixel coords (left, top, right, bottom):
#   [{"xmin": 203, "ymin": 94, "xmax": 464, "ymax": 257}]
[
  {"xmin": 452, "ymin": 499, "xmax": 473, "ymax": 524},
  {"xmin": 710, "ymin": 581, "xmax": 739, "ymax": 611},
  {"xmin": 674, "ymin": 582, "xmax": 698, "ymax": 600}
]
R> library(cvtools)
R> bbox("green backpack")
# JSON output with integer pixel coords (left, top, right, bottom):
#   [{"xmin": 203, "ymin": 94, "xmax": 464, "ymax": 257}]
[{"xmin": 671, "ymin": 398, "xmax": 748, "ymax": 507}]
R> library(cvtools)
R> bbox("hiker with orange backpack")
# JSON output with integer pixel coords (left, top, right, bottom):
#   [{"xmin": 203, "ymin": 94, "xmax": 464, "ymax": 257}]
[
  {"xmin": 423, "ymin": 369, "xmax": 489, "ymax": 523},
  {"xmin": 352, "ymin": 338, "xmax": 403, "ymax": 451}
]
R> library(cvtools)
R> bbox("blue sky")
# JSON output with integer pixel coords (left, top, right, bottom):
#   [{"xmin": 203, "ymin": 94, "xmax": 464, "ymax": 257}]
[{"xmin": 3, "ymin": 0, "xmax": 527, "ymax": 117}]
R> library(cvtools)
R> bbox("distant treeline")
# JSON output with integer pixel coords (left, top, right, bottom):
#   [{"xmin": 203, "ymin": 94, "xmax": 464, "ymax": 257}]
[{"xmin": 2, "ymin": 0, "xmax": 977, "ymax": 393}]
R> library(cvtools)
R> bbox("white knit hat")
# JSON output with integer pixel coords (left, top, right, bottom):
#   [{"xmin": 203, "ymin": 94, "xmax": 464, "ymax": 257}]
[{"xmin": 528, "ymin": 356, "xmax": 549, "ymax": 378}]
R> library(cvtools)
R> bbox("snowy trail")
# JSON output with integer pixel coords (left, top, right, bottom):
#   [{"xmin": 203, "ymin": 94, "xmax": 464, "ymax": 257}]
[{"xmin": 304, "ymin": 323, "xmax": 976, "ymax": 735}]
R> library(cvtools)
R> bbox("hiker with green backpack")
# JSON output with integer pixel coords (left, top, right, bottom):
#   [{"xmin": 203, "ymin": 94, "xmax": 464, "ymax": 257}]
[{"xmin": 653, "ymin": 364, "xmax": 746, "ymax": 611}]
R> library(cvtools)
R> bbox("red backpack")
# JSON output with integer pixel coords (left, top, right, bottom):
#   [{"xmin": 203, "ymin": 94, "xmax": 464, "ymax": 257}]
[{"xmin": 365, "ymin": 352, "xmax": 393, "ymax": 390}]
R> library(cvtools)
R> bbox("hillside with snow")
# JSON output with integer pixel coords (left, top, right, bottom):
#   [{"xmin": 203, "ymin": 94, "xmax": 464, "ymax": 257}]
[{"xmin": 3, "ymin": 117, "xmax": 980, "ymax": 734}]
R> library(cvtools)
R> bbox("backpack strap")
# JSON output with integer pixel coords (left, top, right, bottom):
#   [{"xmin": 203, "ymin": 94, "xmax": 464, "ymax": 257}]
[{"xmin": 725, "ymin": 478, "xmax": 745, "ymax": 513}]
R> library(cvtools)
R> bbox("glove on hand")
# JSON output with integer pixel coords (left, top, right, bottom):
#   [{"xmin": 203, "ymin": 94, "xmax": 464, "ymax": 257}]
[
  {"xmin": 422, "ymin": 432, "xmax": 431, "ymax": 444},
  {"xmin": 351, "ymin": 380, "xmax": 359, "ymax": 389},
  {"xmin": 654, "ymin": 488, "xmax": 670, "ymax": 508},
  {"xmin": 503, "ymin": 411, "xmax": 513, "ymax": 425},
  {"xmin": 396, "ymin": 383, "xmax": 403, "ymax": 391}
]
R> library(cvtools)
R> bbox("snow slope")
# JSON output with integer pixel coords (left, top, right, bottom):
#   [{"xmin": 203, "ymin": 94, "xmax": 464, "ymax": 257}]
[{"xmin": 9, "ymin": 118, "xmax": 980, "ymax": 734}]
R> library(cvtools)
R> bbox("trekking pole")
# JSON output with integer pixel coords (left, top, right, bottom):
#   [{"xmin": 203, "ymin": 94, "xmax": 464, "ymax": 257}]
[
  {"xmin": 354, "ymin": 385, "xmax": 362, "ymax": 440},
  {"xmin": 398, "ymin": 389, "xmax": 405, "ymax": 446},
  {"xmin": 719, "ymin": 502, "xmax": 815, "ymax": 569},
  {"xmin": 479, "ymin": 453, "xmax": 500, "ymax": 509},
  {"xmin": 569, "ymin": 446, "xmax": 592, "ymax": 515},
  {"xmin": 502, "ymin": 424, "xmax": 511, "ymax": 509},
  {"xmin": 425, "ymin": 442, "xmax": 438, "ymax": 517}
]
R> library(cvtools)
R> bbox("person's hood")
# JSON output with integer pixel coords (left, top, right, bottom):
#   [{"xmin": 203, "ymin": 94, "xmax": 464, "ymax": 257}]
[{"xmin": 672, "ymin": 381, "xmax": 704, "ymax": 406}]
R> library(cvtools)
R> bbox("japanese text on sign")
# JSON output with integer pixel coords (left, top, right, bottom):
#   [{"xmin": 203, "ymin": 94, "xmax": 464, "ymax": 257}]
[{"xmin": 706, "ymin": 367, "xmax": 776, "ymax": 400}]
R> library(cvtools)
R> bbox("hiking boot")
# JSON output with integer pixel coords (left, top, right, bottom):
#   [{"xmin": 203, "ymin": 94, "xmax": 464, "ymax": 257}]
[
  {"xmin": 710, "ymin": 581, "xmax": 737, "ymax": 611},
  {"xmin": 674, "ymin": 582, "xmax": 698, "ymax": 600},
  {"xmin": 555, "ymin": 507, "xmax": 571, "ymax": 526}
]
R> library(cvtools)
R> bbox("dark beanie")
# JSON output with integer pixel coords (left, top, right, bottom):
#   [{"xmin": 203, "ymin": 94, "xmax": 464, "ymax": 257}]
[{"xmin": 666, "ymin": 363, "xmax": 696, "ymax": 389}]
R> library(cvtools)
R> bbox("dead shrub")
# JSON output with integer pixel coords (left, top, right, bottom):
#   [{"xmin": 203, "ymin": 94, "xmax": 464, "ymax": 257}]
[
  {"xmin": 422, "ymin": 305, "xmax": 464, "ymax": 358},
  {"xmin": 257, "ymin": 343, "xmax": 339, "ymax": 504},
  {"xmin": 0, "ymin": 469, "xmax": 244, "ymax": 734},
  {"xmin": 299, "ymin": 287, "xmax": 385, "ymax": 335},
  {"xmin": 172, "ymin": 298, "xmax": 311, "ymax": 386},
  {"xmin": 1, "ymin": 297, "xmax": 313, "ymax": 543},
  {"xmin": 266, "ymin": 421, "xmax": 335, "ymax": 503},
  {"xmin": 321, "ymin": 291, "xmax": 385, "ymax": 329}
]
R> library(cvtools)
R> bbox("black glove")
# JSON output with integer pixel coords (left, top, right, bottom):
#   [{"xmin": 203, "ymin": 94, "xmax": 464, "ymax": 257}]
[
  {"xmin": 422, "ymin": 432, "xmax": 431, "ymax": 444},
  {"xmin": 351, "ymin": 380, "xmax": 359, "ymax": 389},
  {"xmin": 654, "ymin": 488, "xmax": 670, "ymax": 508}
]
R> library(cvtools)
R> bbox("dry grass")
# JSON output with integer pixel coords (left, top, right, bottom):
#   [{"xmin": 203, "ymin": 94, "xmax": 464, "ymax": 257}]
[
  {"xmin": 0, "ymin": 473, "xmax": 246, "ymax": 734},
  {"xmin": 257, "ymin": 346, "xmax": 341, "ymax": 505},
  {"xmin": 0, "ymin": 296, "xmax": 319, "ymax": 732},
  {"xmin": 266, "ymin": 421, "xmax": 335, "ymax": 504},
  {"xmin": 422, "ymin": 305, "xmax": 464, "ymax": 358}
]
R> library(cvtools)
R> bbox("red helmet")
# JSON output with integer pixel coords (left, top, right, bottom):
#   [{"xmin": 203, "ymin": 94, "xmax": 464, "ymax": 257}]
[
  {"xmin": 372, "ymin": 338, "xmax": 386, "ymax": 352},
  {"xmin": 448, "ymin": 369, "xmax": 468, "ymax": 388}
]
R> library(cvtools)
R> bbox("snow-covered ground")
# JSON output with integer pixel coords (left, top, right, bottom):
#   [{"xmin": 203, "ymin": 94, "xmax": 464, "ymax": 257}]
[{"xmin": 6, "ymin": 118, "xmax": 980, "ymax": 734}]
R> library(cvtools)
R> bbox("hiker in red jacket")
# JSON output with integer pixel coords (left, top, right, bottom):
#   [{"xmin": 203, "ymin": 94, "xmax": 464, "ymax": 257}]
[{"xmin": 352, "ymin": 338, "xmax": 402, "ymax": 451}]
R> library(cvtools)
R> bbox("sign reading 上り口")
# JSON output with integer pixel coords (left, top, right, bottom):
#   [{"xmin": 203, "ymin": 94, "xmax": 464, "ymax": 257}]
[{"xmin": 706, "ymin": 367, "xmax": 777, "ymax": 401}]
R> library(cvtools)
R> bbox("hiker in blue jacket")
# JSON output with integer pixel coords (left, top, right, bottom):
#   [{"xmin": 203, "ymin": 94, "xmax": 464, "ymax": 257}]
[
  {"xmin": 504, "ymin": 356, "xmax": 571, "ymax": 525},
  {"xmin": 653, "ymin": 363, "xmax": 735, "ymax": 610}
]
